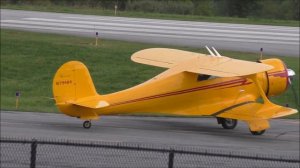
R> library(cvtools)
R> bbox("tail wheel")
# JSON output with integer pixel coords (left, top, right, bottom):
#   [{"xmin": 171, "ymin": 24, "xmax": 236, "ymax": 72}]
[
  {"xmin": 250, "ymin": 130, "xmax": 266, "ymax": 135},
  {"xmin": 218, "ymin": 118, "xmax": 238, "ymax": 129},
  {"xmin": 83, "ymin": 120, "xmax": 92, "ymax": 129}
]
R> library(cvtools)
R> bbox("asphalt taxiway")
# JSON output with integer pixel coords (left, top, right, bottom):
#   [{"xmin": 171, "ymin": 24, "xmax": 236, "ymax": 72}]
[{"xmin": 1, "ymin": 111, "xmax": 299, "ymax": 158}]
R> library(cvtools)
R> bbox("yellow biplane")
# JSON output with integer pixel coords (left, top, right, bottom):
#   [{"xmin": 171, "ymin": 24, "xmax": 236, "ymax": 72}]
[{"xmin": 53, "ymin": 48, "xmax": 298, "ymax": 135}]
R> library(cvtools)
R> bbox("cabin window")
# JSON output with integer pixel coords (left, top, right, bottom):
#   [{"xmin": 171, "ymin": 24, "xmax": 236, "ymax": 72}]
[
  {"xmin": 197, "ymin": 75, "xmax": 218, "ymax": 81},
  {"xmin": 197, "ymin": 75, "xmax": 211, "ymax": 81}
]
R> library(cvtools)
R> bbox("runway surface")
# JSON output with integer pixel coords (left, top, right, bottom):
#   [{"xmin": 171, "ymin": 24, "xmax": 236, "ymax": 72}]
[
  {"xmin": 1, "ymin": 9, "xmax": 299, "ymax": 57},
  {"xmin": 1, "ymin": 111, "xmax": 299, "ymax": 158}
]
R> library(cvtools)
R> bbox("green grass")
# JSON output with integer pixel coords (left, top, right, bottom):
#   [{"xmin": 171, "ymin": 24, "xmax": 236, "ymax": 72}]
[
  {"xmin": 1, "ymin": 29, "xmax": 299, "ymax": 119},
  {"xmin": 1, "ymin": 4, "xmax": 299, "ymax": 27}
]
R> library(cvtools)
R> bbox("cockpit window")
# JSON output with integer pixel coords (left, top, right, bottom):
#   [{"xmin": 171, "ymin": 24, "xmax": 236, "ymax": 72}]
[
  {"xmin": 197, "ymin": 75, "xmax": 218, "ymax": 81},
  {"xmin": 197, "ymin": 75, "xmax": 210, "ymax": 81}
]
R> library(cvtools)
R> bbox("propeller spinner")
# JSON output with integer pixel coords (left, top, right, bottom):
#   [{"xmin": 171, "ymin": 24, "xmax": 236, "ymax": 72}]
[{"xmin": 287, "ymin": 68, "xmax": 296, "ymax": 84}]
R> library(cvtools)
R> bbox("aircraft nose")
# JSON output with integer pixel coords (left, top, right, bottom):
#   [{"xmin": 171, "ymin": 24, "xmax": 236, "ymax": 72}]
[{"xmin": 287, "ymin": 69, "xmax": 295, "ymax": 85}]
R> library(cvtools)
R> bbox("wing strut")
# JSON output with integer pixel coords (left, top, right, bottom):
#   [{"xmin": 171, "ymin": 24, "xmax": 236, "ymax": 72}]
[
  {"xmin": 205, "ymin": 46, "xmax": 216, "ymax": 56},
  {"xmin": 205, "ymin": 46, "xmax": 222, "ymax": 57},
  {"xmin": 212, "ymin": 47, "xmax": 222, "ymax": 57},
  {"xmin": 248, "ymin": 74, "xmax": 272, "ymax": 105}
]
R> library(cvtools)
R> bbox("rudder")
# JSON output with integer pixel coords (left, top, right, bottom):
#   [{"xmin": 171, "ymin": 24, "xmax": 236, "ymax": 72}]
[{"xmin": 53, "ymin": 61, "xmax": 98, "ymax": 104}]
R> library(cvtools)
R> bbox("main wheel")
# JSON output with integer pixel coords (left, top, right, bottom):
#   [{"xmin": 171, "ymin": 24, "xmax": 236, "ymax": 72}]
[
  {"xmin": 83, "ymin": 120, "xmax": 92, "ymax": 129},
  {"xmin": 250, "ymin": 130, "xmax": 266, "ymax": 135},
  {"xmin": 218, "ymin": 118, "xmax": 238, "ymax": 129}
]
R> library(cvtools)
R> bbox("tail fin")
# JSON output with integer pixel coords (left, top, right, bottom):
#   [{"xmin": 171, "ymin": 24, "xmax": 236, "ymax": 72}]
[{"xmin": 53, "ymin": 61, "xmax": 98, "ymax": 104}]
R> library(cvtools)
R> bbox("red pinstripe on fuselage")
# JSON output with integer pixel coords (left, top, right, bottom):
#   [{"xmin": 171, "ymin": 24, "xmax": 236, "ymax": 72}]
[{"xmin": 109, "ymin": 78, "xmax": 252, "ymax": 107}]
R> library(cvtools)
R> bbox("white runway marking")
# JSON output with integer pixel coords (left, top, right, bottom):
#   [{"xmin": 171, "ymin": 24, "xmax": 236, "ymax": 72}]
[
  {"xmin": 2, "ymin": 18, "xmax": 298, "ymax": 41},
  {"xmin": 64, "ymin": 16, "xmax": 298, "ymax": 32},
  {"xmin": 22, "ymin": 18, "xmax": 298, "ymax": 37},
  {"xmin": 1, "ymin": 22, "xmax": 297, "ymax": 45},
  {"xmin": 1, "ymin": 9, "xmax": 299, "ymax": 56}
]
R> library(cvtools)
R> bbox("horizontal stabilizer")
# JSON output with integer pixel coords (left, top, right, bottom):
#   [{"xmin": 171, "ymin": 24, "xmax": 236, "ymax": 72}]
[{"xmin": 67, "ymin": 96, "xmax": 110, "ymax": 109}]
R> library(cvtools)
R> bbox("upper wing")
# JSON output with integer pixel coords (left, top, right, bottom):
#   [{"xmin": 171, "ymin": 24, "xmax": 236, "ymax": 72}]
[
  {"xmin": 132, "ymin": 48, "xmax": 202, "ymax": 68},
  {"xmin": 132, "ymin": 48, "xmax": 273, "ymax": 77}
]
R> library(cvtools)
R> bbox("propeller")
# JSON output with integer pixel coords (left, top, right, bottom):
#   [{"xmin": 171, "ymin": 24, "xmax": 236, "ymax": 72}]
[
  {"xmin": 287, "ymin": 69, "xmax": 299, "ymax": 108},
  {"xmin": 287, "ymin": 69, "xmax": 296, "ymax": 83}
]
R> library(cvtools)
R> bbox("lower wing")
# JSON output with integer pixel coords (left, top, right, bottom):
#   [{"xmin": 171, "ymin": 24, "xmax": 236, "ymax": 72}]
[{"xmin": 213, "ymin": 102, "xmax": 298, "ymax": 131}]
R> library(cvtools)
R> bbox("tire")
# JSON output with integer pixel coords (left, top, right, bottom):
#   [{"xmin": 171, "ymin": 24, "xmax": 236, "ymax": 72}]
[
  {"xmin": 218, "ymin": 118, "xmax": 238, "ymax": 129},
  {"xmin": 83, "ymin": 120, "xmax": 92, "ymax": 129},
  {"xmin": 250, "ymin": 130, "xmax": 266, "ymax": 135}
]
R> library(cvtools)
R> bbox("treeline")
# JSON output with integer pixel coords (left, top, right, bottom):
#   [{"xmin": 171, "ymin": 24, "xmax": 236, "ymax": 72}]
[{"xmin": 2, "ymin": 0, "xmax": 300, "ymax": 20}]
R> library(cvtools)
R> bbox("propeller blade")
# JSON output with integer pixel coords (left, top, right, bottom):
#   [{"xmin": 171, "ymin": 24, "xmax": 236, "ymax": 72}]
[
  {"xmin": 286, "ymin": 68, "xmax": 299, "ymax": 107},
  {"xmin": 290, "ymin": 83, "xmax": 300, "ymax": 108}
]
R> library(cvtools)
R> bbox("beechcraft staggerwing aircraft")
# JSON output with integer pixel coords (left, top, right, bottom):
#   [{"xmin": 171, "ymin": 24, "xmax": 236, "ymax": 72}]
[{"xmin": 53, "ymin": 48, "xmax": 298, "ymax": 135}]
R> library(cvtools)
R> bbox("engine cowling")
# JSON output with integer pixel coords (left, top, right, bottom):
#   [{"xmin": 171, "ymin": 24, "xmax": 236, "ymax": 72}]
[{"xmin": 258, "ymin": 59, "xmax": 289, "ymax": 97}]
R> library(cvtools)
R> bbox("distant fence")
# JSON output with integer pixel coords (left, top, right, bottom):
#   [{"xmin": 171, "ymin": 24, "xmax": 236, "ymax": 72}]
[{"xmin": 1, "ymin": 138, "xmax": 299, "ymax": 168}]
